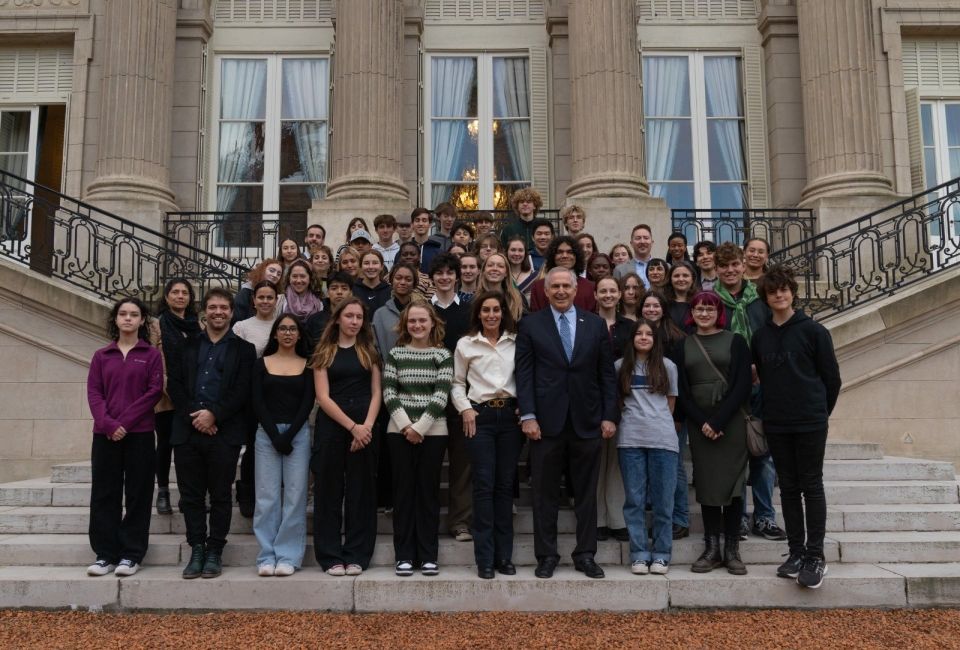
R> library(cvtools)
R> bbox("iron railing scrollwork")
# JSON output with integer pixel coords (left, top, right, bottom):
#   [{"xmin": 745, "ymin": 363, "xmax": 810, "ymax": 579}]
[
  {"xmin": 770, "ymin": 178, "xmax": 960, "ymax": 319},
  {"xmin": 0, "ymin": 170, "xmax": 247, "ymax": 304},
  {"xmin": 671, "ymin": 208, "xmax": 816, "ymax": 251}
]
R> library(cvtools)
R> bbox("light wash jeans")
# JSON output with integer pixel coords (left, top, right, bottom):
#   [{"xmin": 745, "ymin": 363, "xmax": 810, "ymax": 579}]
[
  {"xmin": 254, "ymin": 424, "xmax": 310, "ymax": 568},
  {"xmin": 619, "ymin": 447, "xmax": 677, "ymax": 564}
]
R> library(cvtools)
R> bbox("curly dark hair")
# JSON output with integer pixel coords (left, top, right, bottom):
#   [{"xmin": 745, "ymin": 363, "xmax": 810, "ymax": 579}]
[
  {"xmin": 545, "ymin": 235, "xmax": 585, "ymax": 275},
  {"xmin": 108, "ymin": 296, "xmax": 151, "ymax": 342}
]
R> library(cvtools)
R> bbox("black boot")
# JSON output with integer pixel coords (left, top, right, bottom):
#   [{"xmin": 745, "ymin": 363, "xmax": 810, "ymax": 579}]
[
  {"xmin": 201, "ymin": 548, "xmax": 223, "ymax": 578},
  {"xmin": 182, "ymin": 544, "xmax": 205, "ymax": 579},
  {"xmin": 724, "ymin": 537, "xmax": 748, "ymax": 575},
  {"xmin": 236, "ymin": 480, "xmax": 254, "ymax": 519},
  {"xmin": 690, "ymin": 535, "xmax": 723, "ymax": 573},
  {"xmin": 156, "ymin": 488, "xmax": 173, "ymax": 515}
]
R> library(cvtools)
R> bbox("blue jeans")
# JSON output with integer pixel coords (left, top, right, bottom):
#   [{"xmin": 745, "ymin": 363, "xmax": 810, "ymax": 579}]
[
  {"xmin": 619, "ymin": 447, "xmax": 677, "ymax": 564},
  {"xmin": 741, "ymin": 452, "xmax": 777, "ymax": 524},
  {"xmin": 253, "ymin": 424, "xmax": 310, "ymax": 568},
  {"xmin": 463, "ymin": 405, "xmax": 524, "ymax": 569},
  {"xmin": 673, "ymin": 423, "xmax": 689, "ymax": 527}
]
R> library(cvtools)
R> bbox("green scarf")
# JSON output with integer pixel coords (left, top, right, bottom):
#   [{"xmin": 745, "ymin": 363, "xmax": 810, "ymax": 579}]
[{"xmin": 714, "ymin": 280, "xmax": 759, "ymax": 344}]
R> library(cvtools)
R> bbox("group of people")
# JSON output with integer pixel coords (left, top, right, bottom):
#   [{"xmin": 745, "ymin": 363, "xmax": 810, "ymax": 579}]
[{"xmin": 85, "ymin": 187, "xmax": 841, "ymax": 590}]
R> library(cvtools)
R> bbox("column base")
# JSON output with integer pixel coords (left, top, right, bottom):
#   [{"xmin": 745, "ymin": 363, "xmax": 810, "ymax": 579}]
[
  {"xmin": 309, "ymin": 196, "xmax": 412, "ymax": 249},
  {"xmin": 562, "ymin": 195, "xmax": 671, "ymax": 252}
]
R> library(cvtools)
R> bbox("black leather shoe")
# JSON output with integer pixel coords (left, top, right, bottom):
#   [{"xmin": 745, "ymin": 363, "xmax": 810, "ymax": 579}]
[
  {"xmin": 672, "ymin": 524, "xmax": 690, "ymax": 540},
  {"xmin": 534, "ymin": 556, "xmax": 558, "ymax": 579},
  {"xmin": 182, "ymin": 544, "xmax": 205, "ymax": 579},
  {"xmin": 611, "ymin": 527, "xmax": 629, "ymax": 542},
  {"xmin": 574, "ymin": 557, "xmax": 605, "ymax": 579},
  {"xmin": 155, "ymin": 488, "xmax": 173, "ymax": 515},
  {"xmin": 201, "ymin": 548, "xmax": 222, "ymax": 578},
  {"xmin": 478, "ymin": 566, "xmax": 495, "ymax": 579},
  {"xmin": 496, "ymin": 561, "xmax": 517, "ymax": 576}
]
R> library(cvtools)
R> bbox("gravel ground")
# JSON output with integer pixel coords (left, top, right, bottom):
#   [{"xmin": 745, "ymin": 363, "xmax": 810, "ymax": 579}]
[{"xmin": 1, "ymin": 609, "xmax": 959, "ymax": 649}]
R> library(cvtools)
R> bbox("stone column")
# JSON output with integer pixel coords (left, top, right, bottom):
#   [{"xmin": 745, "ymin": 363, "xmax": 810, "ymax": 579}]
[
  {"xmin": 85, "ymin": 0, "xmax": 179, "ymax": 220},
  {"xmin": 797, "ymin": 0, "xmax": 894, "ymax": 216},
  {"xmin": 563, "ymin": 0, "xmax": 667, "ymax": 251},
  {"xmin": 310, "ymin": 0, "xmax": 410, "ymax": 237}
]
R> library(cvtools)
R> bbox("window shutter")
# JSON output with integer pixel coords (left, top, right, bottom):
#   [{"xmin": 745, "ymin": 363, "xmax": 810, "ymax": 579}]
[
  {"xmin": 529, "ymin": 45, "xmax": 550, "ymax": 207},
  {"xmin": 0, "ymin": 47, "xmax": 73, "ymax": 102},
  {"xmin": 905, "ymin": 87, "xmax": 926, "ymax": 195},
  {"xmin": 741, "ymin": 45, "xmax": 769, "ymax": 208}
]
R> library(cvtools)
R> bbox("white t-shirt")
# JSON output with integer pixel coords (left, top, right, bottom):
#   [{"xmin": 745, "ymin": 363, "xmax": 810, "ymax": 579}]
[{"xmin": 615, "ymin": 357, "xmax": 679, "ymax": 452}]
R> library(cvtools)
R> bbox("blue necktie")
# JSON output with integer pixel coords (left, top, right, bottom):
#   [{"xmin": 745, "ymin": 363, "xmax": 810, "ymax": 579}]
[{"xmin": 558, "ymin": 312, "xmax": 573, "ymax": 362}]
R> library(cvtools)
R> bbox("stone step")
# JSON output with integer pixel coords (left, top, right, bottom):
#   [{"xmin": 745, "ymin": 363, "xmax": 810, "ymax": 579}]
[
  {"xmin": 822, "ymin": 441, "xmax": 884, "ymax": 460},
  {"xmin": 830, "ymin": 531, "xmax": 960, "ymax": 563},
  {"xmin": 0, "ymin": 563, "xmax": 942, "ymax": 611}
]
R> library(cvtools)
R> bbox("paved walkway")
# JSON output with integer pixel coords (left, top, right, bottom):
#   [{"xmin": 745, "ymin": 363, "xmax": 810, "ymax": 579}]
[{"xmin": 1, "ymin": 609, "xmax": 958, "ymax": 648}]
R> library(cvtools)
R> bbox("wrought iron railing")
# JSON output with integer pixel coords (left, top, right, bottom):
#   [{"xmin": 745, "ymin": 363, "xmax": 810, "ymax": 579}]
[
  {"xmin": 770, "ymin": 178, "xmax": 960, "ymax": 319},
  {"xmin": 0, "ymin": 170, "xmax": 247, "ymax": 304},
  {"xmin": 671, "ymin": 208, "xmax": 816, "ymax": 250}
]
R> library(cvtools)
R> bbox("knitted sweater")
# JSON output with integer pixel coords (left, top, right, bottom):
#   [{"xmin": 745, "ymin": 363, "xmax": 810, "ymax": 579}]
[{"xmin": 382, "ymin": 345, "xmax": 453, "ymax": 436}]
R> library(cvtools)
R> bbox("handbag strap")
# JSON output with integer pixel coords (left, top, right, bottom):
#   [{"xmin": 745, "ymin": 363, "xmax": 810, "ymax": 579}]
[{"xmin": 690, "ymin": 333, "xmax": 751, "ymax": 420}]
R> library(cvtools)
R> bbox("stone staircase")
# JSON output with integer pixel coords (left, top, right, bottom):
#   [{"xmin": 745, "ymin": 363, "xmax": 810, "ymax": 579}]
[{"xmin": 0, "ymin": 440, "xmax": 957, "ymax": 611}]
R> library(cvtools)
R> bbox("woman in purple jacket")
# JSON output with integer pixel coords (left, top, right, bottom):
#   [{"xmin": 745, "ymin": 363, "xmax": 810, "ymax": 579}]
[{"xmin": 86, "ymin": 297, "xmax": 164, "ymax": 577}]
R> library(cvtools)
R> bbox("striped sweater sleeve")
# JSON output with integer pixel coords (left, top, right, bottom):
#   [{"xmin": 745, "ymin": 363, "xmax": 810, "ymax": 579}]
[
  {"xmin": 382, "ymin": 349, "xmax": 413, "ymax": 430},
  {"xmin": 409, "ymin": 348, "xmax": 454, "ymax": 436}
]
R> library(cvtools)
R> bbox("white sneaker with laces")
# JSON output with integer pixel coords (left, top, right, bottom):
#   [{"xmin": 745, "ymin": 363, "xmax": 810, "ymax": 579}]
[
  {"xmin": 87, "ymin": 560, "xmax": 115, "ymax": 577},
  {"xmin": 114, "ymin": 559, "xmax": 139, "ymax": 577},
  {"xmin": 630, "ymin": 561, "xmax": 649, "ymax": 575},
  {"xmin": 274, "ymin": 563, "xmax": 295, "ymax": 577},
  {"xmin": 649, "ymin": 559, "xmax": 669, "ymax": 575}
]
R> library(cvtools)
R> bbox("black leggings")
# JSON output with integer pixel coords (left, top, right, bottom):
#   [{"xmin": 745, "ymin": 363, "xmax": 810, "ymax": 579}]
[
  {"xmin": 154, "ymin": 410, "xmax": 174, "ymax": 489},
  {"xmin": 701, "ymin": 496, "xmax": 743, "ymax": 539}
]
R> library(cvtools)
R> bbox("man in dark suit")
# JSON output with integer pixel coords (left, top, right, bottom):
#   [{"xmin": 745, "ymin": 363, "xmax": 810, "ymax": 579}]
[
  {"xmin": 166, "ymin": 288, "xmax": 255, "ymax": 579},
  {"xmin": 516, "ymin": 267, "xmax": 619, "ymax": 579}
]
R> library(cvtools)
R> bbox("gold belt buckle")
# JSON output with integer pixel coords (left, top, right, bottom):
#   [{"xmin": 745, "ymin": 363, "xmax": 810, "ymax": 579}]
[{"xmin": 488, "ymin": 398, "xmax": 506, "ymax": 408}]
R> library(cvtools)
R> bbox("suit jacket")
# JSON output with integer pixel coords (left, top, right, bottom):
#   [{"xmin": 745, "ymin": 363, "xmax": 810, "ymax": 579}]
[
  {"xmin": 165, "ymin": 332, "xmax": 256, "ymax": 446},
  {"xmin": 515, "ymin": 306, "xmax": 619, "ymax": 438}
]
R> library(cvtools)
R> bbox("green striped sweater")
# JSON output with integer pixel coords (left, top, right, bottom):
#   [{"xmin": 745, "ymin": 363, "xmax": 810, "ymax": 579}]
[{"xmin": 383, "ymin": 345, "xmax": 454, "ymax": 436}]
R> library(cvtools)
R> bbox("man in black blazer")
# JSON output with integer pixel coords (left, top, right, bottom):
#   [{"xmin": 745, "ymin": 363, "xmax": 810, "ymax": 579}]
[
  {"xmin": 166, "ymin": 288, "xmax": 255, "ymax": 579},
  {"xmin": 516, "ymin": 267, "xmax": 619, "ymax": 579}
]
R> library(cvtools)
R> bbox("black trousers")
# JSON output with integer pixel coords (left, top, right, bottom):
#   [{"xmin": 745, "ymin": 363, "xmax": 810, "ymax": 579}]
[
  {"xmin": 88, "ymin": 432, "xmax": 155, "ymax": 564},
  {"xmin": 528, "ymin": 419, "xmax": 602, "ymax": 561},
  {"xmin": 173, "ymin": 433, "xmax": 241, "ymax": 552},
  {"xmin": 767, "ymin": 430, "xmax": 829, "ymax": 559},
  {"xmin": 375, "ymin": 409, "xmax": 392, "ymax": 508},
  {"xmin": 701, "ymin": 497, "xmax": 744, "ymax": 540},
  {"xmin": 388, "ymin": 432, "xmax": 447, "ymax": 564},
  {"xmin": 237, "ymin": 412, "xmax": 257, "ymax": 502},
  {"xmin": 312, "ymin": 401, "xmax": 379, "ymax": 570},
  {"xmin": 445, "ymin": 404, "xmax": 472, "ymax": 534},
  {"xmin": 155, "ymin": 410, "xmax": 174, "ymax": 488}
]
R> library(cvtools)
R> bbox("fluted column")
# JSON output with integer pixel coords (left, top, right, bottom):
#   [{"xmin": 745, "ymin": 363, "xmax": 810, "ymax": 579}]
[
  {"xmin": 325, "ymin": 0, "xmax": 408, "ymax": 201},
  {"xmin": 85, "ymin": 0, "xmax": 178, "ymax": 210},
  {"xmin": 797, "ymin": 0, "xmax": 892, "ymax": 204},
  {"xmin": 565, "ymin": 0, "xmax": 648, "ymax": 199}
]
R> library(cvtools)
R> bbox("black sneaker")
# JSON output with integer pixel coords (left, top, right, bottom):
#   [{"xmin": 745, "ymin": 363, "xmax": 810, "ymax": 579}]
[
  {"xmin": 797, "ymin": 556, "xmax": 828, "ymax": 588},
  {"xmin": 738, "ymin": 519, "xmax": 749, "ymax": 541},
  {"xmin": 753, "ymin": 519, "xmax": 788, "ymax": 541},
  {"xmin": 201, "ymin": 549, "xmax": 222, "ymax": 578},
  {"xmin": 776, "ymin": 552, "xmax": 804, "ymax": 579}
]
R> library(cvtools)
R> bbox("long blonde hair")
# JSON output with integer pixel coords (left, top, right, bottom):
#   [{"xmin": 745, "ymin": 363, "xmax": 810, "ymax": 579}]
[
  {"xmin": 394, "ymin": 299, "xmax": 446, "ymax": 348},
  {"xmin": 310, "ymin": 298, "xmax": 379, "ymax": 370},
  {"xmin": 479, "ymin": 252, "xmax": 524, "ymax": 321}
]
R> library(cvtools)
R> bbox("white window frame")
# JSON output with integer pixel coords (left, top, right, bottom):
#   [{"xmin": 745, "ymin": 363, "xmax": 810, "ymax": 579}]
[
  {"xmin": 209, "ymin": 54, "xmax": 329, "ymax": 214},
  {"xmin": 0, "ymin": 105, "xmax": 41, "ymax": 247},
  {"xmin": 423, "ymin": 51, "xmax": 531, "ymax": 211},
  {"xmin": 643, "ymin": 51, "xmax": 747, "ymax": 211},
  {"xmin": 919, "ymin": 99, "xmax": 960, "ymax": 246}
]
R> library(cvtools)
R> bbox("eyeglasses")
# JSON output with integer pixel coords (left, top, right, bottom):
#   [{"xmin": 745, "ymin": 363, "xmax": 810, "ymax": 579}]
[
  {"xmin": 277, "ymin": 326, "xmax": 299, "ymax": 333},
  {"xmin": 692, "ymin": 306, "xmax": 718, "ymax": 314}
]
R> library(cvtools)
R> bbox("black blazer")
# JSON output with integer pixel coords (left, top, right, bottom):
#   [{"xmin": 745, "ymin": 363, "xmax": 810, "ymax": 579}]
[
  {"xmin": 515, "ymin": 306, "xmax": 619, "ymax": 438},
  {"xmin": 165, "ymin": 332, "xmax": 256, "ymax": 446}
]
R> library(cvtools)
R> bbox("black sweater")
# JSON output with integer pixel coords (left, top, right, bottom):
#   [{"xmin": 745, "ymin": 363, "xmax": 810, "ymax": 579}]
[
  {"xmin": 750, "ymin": 310, "xmax": 842, "ymax": 434},
  {"xmin": 251, "ymin": 360, "xmax": 315, "ymax": 454}
]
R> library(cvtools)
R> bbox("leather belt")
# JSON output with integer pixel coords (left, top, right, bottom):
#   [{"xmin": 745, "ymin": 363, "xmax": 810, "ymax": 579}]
[{"xmin": 472, "ymin": 398, "xmax": 517, "ymax": 409}]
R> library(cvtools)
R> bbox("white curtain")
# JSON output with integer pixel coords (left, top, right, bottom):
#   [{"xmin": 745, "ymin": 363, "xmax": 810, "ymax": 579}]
[
  {"xmin": 217, "ymin": 59, "xmax": 267, "ymax": 211},
  {"xmin": 282, "ymin": 59, "xmax": 328, "ymax": 199},
  {"xmin": 431, "ymin": 57, "xmax": 476, "ymax": 207},
  {"xmin": 704, "ymin": 57, "xmax": 747, "ymax": 205},
  {"xmin": 493, "ymin": 57, "xmax": 531, "ymax": 183},
  {"xmin": 644, "ymin": 57, "xmax": 689, "ymax": 194}
]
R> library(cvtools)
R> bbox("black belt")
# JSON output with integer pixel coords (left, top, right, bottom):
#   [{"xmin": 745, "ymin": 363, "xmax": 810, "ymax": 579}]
[{"xmin": 471, "ymin": 398, "xmax": 517, "ymax": 409}]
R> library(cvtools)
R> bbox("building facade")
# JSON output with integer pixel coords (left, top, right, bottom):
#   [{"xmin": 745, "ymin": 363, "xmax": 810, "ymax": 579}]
[{"xmin": 3, "ymin": 0, "xmax": 957, "ymax": 252}]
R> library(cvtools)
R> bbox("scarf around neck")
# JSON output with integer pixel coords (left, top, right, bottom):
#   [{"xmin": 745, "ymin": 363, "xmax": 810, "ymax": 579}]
[
  {"xmin": 284, "ymin": 286, "xmax": 323, "ymax": 320},
  {"xmin": 714, "ymin": 280, "xmax": 759, "ymax": 344}
]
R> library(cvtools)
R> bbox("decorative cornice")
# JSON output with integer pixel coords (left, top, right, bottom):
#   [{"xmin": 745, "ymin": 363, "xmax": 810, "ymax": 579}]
[{"xmin": 0, "ymin": 0, "xmax": 86, "ymax": 11}]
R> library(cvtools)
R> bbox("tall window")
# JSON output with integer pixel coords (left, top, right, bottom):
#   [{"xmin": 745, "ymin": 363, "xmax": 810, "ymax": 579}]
[
  {"xmin": 920, "ymin": 100, "xmax": 960, "ymax": 235},
  {"xmin": 216, "ymin": 56, "xmax": 329, "ymax": 217},
  {"xmin": 426, "ymin": 54, "xmax": 531, "ymax": 211},
  {"xmin": 643, "ymin": 53, "xmax": 747, "ymax": 211},
  {"xmin": 0, "ymin": 108, "xmax": 38, "ymax": 188}
]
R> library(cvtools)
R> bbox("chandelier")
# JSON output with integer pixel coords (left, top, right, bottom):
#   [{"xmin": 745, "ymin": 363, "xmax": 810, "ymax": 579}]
[{"xmin": 466, "ymin": 119, "xmax": 499, "ymax": 140}]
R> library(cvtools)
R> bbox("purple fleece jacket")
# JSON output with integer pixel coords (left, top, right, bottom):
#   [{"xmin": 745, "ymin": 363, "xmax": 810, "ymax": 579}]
[{"xmin": 87, "ymin": 339, "xmax": 164, "ymax": 436}]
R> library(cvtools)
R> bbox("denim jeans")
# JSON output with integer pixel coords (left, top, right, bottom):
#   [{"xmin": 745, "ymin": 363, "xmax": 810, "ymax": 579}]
[
  {"xmin": 253, "ymin": 424, "xmax": 310, "ymax": 568},
  {"xmin": 741, "ymin": 452, "xmax": 777, "ymax": 525},
  {"xmin": 463, "ymin": 405, "xmax": 524, "ymax": 568},
  {"xmin": 619, "ymin": 447, "xmax": 677, "ymax": 564},
  {"xmin": 673, "ymin": 423, "xmax": 689, "ymax": 528}
]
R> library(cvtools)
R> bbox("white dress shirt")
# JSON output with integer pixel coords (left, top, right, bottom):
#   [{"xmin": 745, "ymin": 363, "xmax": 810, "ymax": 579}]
[{"xmin": 450, "ymin": 332, "xmax": 517, "ymax": 413}]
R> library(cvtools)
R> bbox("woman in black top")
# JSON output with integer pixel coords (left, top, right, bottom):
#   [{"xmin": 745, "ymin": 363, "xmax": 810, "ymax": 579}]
[
  {"xmin": 311, "ymin": 298, "xmax": 382, "ymax": 576},
  {"xmin": 251, "ymin": 315, "xmax": 315, "ymax": 577}
]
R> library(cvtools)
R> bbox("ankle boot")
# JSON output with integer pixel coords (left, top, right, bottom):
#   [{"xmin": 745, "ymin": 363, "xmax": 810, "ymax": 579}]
[
  {"xmin": 201, "ymin": 548, "xmax": 223, "ymax": 578},
  {"xmin": 724, "ymin": 537, "xmax": 748, "ymax": 575},
  {"xmin": 155, "ymin": 488, "xmax": 173, "ymax": 515},
  {"xmin": 691, "ymin": 535, "xmax": 723, "ymax": 573},
  {"xmin": 182, "ymin": 544, "xmax": 205, "ymax": 579}
]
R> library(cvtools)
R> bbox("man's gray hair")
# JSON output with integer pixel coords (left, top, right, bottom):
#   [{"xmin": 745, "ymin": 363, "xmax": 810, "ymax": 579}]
[{"xmin": 545, "ymin": 266, "xmax": 578, "ymax": 287}]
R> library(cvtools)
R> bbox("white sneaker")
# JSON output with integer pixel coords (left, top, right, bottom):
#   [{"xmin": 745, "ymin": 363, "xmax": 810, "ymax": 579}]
[
  {"xmin": 325, "ymin": 564, "xmax": 346, "ymax": 576},
  {"xmin": 114, "ymin": 559, "xmax": 139, "ymax": 577},
  {"xmin": 345, "ymin": 563, "xmax": 363, "ymax": 576},
  {"xmin": 631, "ymin": 561, "xmax": 649, "ymax": 575},
  {"xmin": 87, "ymin": 559, "xmax": 115, "ymax": 576},
  {"xmin": 649, "ymin": 559, "xmax": 669, "ymax": 575},
  {"xmin": 274, "ymin": 563, "xmax": 295, "ymax": 577},
  {"xmin": 258, "ymin": 564, "xmax": 275, "ymax": 577}
]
